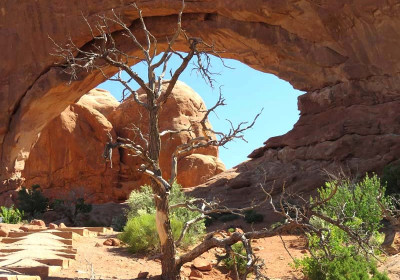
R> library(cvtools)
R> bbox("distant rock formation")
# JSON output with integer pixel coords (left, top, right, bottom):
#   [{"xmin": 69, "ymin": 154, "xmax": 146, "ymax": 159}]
[{"xmin": 23, "ymin": 82, "xmax": 225, "ymax": 203}]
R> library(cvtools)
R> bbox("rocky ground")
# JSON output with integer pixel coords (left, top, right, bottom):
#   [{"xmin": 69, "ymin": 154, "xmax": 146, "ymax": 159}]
[
  {"xmin": 52, "ymin": 232, "xmax": 306, "ymax": 280},
  {"xmin": 2, "ymin": 221, "xmax": 400, "ymax": 279}
]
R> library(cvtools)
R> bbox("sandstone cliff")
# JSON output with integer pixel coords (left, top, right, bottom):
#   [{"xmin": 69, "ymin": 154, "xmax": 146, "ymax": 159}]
[
  {"xmin": 1, "ymin": 1, "xmax": 400, "ymax": 206},
  {"xmin": 22, "ymin": 83, "xmax": 225, "ymax": 203}
]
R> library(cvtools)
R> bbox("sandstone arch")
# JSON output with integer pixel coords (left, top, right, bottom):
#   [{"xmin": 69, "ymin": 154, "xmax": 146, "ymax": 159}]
[{"xmin": 1, "ymin": 1, "xmax": 400, "ymax": 198}]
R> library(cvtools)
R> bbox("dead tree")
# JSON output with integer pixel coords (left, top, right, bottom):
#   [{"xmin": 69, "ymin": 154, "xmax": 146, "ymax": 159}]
[
  {"xmin": 51, "ymin": 2, "xmax": 264, "ymax": 278},
  {"xmin": 50, "ymin": 2, "xmax": 389, "ymax": 279}
]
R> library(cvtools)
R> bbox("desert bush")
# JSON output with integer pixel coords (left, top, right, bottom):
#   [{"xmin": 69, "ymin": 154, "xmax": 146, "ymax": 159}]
[
  {"xmin": 122, "ymin": 183, "xmax": 205, "ymax": 252},
  {"xmin": 17, "ymin": 184, "xmax": 49, "ymax": 217},
  {"xmin": 0, "ymin": 205, "xmax": 23, "ymax": 224},
  {"xmin": 296, "ymin": 174, "xmax": 390, "ymax": 280},
  {"xmin": 295, "ymin": 253, "xmax": 389, "ymax": 280},
  {"xmin": 204, "ymin": 212, "xmax": 240, "ymax": 226},
  {"xmin": 382, "ymin": 160, "xmax": 400, "ymax": 195},
  {"xmin": 52, "ymin": 196, "xmax": 92, "ymax": 226},
  {"xmin": 119, "ymin": 213, "xmax": 183, "ymax": 253},
  {"xmin": 111, "ymin": 214, "xmax": 127, "ymax": 232},
  {"xmin": 223, "ymin": 242, "xmax": 247, "ymax": 277},
  {"xmin": 244, "ymin": 209, "xmax": 264, "ymax": 224}
]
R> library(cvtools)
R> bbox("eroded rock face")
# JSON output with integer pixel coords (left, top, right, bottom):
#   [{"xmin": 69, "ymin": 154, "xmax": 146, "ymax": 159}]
[
  {"xmin": 191, "ymin": 76, "xmax": 400, "ymax": 209},
  {"xmin": 23, "ymin": 83, "xmax": 225, "ymax": 202},
  {"xmin": 23, "ymin": 89, "xmax": 121, "ymax": 203},
  {"xmin": 1, "ymin": 1, "xmax": 400, "ymax": 205},
  {"xmin": 108, "ymin": 81, "xmax": 224, "ymax": 196}
]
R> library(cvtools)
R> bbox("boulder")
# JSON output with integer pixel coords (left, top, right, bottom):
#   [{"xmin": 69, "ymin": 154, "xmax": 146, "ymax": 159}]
[
  {"xmin": 0, "ymin": 228, "xmax": 9, "ymax": 237},
  {"xmin": 23, "ymin": 90, "xmax": 121, "ymax": 204},
  {"xmin": 137, "ymin": 271, "xmax": 149, "ymax": 279},
  {"xmin": 192, "ymin": 259, "xmax": 212, "ymax": 271},
  {"xmin": 108, "ymin": 81, "xmax": 225, "ymax": 193},
  {"xmin": 103, "ymin": 238, "xmax": 120, "ymax": 246},
  {"xmin": 23, "ymin": 83, "xmax": 225, "ymax": 203},
  {"xmin": 190, "ymin": 269, "xmax": 204, "ymax": 279},
  {"xmin": 48, "ymin": 223, "xmax": 58, "ymax": 229},
  {"xmin": 59, "ymin": 223, "xmax": 67, "ymax": 228},
  {"xmin": 30, "ymin": 219, "xmax": 45, "ymax": 227}
]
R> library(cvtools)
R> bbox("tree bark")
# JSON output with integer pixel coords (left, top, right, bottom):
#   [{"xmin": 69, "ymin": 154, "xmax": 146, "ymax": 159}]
[{"xmin": 148, "ymin": 102, "xmax": 180, "ymax": 279}]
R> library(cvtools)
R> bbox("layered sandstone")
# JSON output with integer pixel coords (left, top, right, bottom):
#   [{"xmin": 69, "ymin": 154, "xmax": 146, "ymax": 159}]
[
  {"xmin": 1, "ymin": 1, "xmax": 400, "ymax": 205},
  {"xmin": 23, "ymin": 83, "xmax": 225, "ymax": 203}
]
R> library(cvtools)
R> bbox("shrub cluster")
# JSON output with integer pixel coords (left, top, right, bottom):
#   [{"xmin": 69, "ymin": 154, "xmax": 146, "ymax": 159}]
[
  {"xmin": 52, "ymin": 197, "xmax": 92, "ymax": 225},
  {"xmin": 120, "ymin": 183, "xmax": 205, "ymax": 253},
  {"xmin": 382, "ymin": 160, "xmax": 400, "ymax": 195},
  {"xmin": 222, "ymin": 242, "xmax": 247, "ymax": 277},
  {"xmin": 17, "ymin": 184, "xmax": 49, "ymax": 217},
  {"xmin": 0, "ymin": 206, "xmax": 23, "ymax": 224},
  {"xmin": 295, "ymin": 174, "xmax": 390, "ymax": 280}
]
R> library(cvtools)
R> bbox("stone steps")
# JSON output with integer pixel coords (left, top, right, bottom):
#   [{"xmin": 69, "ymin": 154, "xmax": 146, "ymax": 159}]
[{"xmin": 0, "ymin": 226, "xmax": 113, "ymax": 279}]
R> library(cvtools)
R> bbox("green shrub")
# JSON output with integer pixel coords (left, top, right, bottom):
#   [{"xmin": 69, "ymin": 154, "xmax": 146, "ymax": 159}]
[
  {"xmin": 296, "ymin": 174, "xmax": 390, "ymax": 280},
  {"xmin": 244, "ymin": 209, "xmax": 264, "ymax": 224},
  {"xmin": 223, "ymin": 242, "xmax": 247, "ymax": 277},
  {"xmin": 0, "ymin": 206, "xmax": 23, "ymax": 224},
  {"xmin": 52, "ymin": 197, "xmax": 92, "ymax": 225},
  {"xmin": 382, "ymin": 160, "xmax": 400, "ymax": 195},
  {"xmin": 17, "ymin": 185, "xmax": 49, "ymax": 217},
  {"xmin": 122, "ymin": 183, "xmax": 205, "ymax": 252},
  {"xmin": 119, "ymin": 213, "xmax": 183, "ymax": 253},
  {"xmin": 111, "ymin": 214, "xmax": 127, "ymax": 232},
  {"xmin": 295, "ymin": 253, "xmax": 389, "ymax": 280},
  {"xmin": 204, "ymin": 212, "xmax": 240, "ymax": 226}
]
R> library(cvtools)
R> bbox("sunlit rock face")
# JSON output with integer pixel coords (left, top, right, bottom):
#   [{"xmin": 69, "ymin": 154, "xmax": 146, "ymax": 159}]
[
  {"xmin": 1, "ymin": 1, "xmax": 400, "ymax": 205},
  {"xmin": 23, "ymin": 83, "xmax": 225, "ymax": 203}
]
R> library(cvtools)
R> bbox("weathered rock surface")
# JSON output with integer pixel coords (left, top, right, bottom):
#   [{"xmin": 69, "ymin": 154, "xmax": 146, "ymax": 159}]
[
  {"xmin": 1, "ymin": 1, "xmax": 400, "ymax": 206},
  {"xmin": 191, "ymin": 76, "xmax": 400, "ymax": 209},
  {"xmin": 23, "ymin": 89, "xmax": 121, "ymax": 203},
  {"xmin": 23, "ymin": 83, "xmax": 225, "ymax": 202},
  {"xmin": 108, "ymin": 81, "xmax": 224, "ymax": 195}
]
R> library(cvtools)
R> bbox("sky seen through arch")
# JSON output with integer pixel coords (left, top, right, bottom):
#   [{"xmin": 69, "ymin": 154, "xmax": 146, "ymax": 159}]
[{"xmin": 99, "ymin": 55, "xmax": 304, "ymax": 169}]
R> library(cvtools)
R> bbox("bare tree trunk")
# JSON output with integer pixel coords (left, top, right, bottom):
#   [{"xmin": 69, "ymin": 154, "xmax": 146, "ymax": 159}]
[{"xmin": 148, "ymin": 105, "xmax": 180, "ymax": 279}]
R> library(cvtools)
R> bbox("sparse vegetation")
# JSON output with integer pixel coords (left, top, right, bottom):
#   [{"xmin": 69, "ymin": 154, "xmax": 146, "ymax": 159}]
[
  {"xmin": 17, "ymin": 184, "xmax": 49, "ymax": 218},
  {"xmin": 52, "ymin": 195, "xmax": 92, "ymax": 226},
  {"xmin": 382, "ymin": 160, "xmax": 400, "ymax": 195},
  {"xmin": 244, "ymin": 209, "xmax": 264, "ymax": 224},
  {"xmin": 223, "ymin": 242, "xmax": 247, "ymax": 278},
  {"xmin": 121, "ymin": 183, "xmax": 205, "ymax": 253},
  {"xmin": 119, "ymin": 213, "xmax": 183, "ymax": 253},
  {"xmin": 0, "ymin": 205, "xmax": 24, "ymax": 224},
  {"xmin": 295, "ymin": 174, "xmax": 390, "ymax": 280}
]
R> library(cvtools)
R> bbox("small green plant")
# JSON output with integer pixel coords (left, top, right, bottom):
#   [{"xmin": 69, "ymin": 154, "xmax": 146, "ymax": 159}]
[
  {"xmin": 0, "ymin": 206, "xmax": 24, "ymax": 224},
  {"xmin": 227, "ymin": 227, "xmax": 235, "ymax": 233},
  {"xmin": 17, "ymin": 184, "xmax": 49, "ymax": 217},
  {"xmin": 111, "ymin": 214, "xmax": 127, "ymax": 232},
  {"xmin": 223, "ymin": 242, "xmax": 247, "ymax": 277},
  {"xmin": 244, "ymin": 209, "xmax": 264, "ymax": 224},
  {"xmin": 295, "ymin": 174, "xmax": 390, "ymax": 280},
  {"xmin": 382, "ymin": 160, "xmax": 400, "ymax": 195},
  {"xmin": 119, "ymin": 213, "xmax": 183, "ymax": 253},
  {"xmin": 122, "ymin": 183, "xmax": 205, "ymax": 253}
]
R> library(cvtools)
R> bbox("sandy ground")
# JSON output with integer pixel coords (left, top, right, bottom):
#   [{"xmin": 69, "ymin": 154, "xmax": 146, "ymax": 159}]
[{"xmin": 51, "ymin": 232, "xmax": 306, "ymax": 280}]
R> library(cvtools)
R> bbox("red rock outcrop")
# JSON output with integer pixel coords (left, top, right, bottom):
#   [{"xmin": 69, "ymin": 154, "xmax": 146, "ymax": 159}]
[
  {"xmin": 23, "ymin": 83, "xmax": 225, "ymax": 202},
  {"xmin": 23, "ymin": 89, "xmax": 121, "ymax": 203},
  {"xmin": 191, "ymin": 76, "xmax": 400, "ymax": 209},
  {"xmin": 1, "ymin": 1, "xmax": 400, "ymax": 206},
  {"xmin": 108, "ymin": 81, "xmax": 225, "ymax": 196}
]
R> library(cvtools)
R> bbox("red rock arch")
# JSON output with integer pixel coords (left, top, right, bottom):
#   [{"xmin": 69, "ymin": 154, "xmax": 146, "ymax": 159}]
[{"xmin": 1, "ymin": 1, "xmax": 400, "ymax": 199}]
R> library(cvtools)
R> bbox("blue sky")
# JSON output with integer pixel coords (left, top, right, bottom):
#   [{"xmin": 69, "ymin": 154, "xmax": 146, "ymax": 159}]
[{"xmin": 99, "ymin": 55, "xmax": 304, "ymax": 169}]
